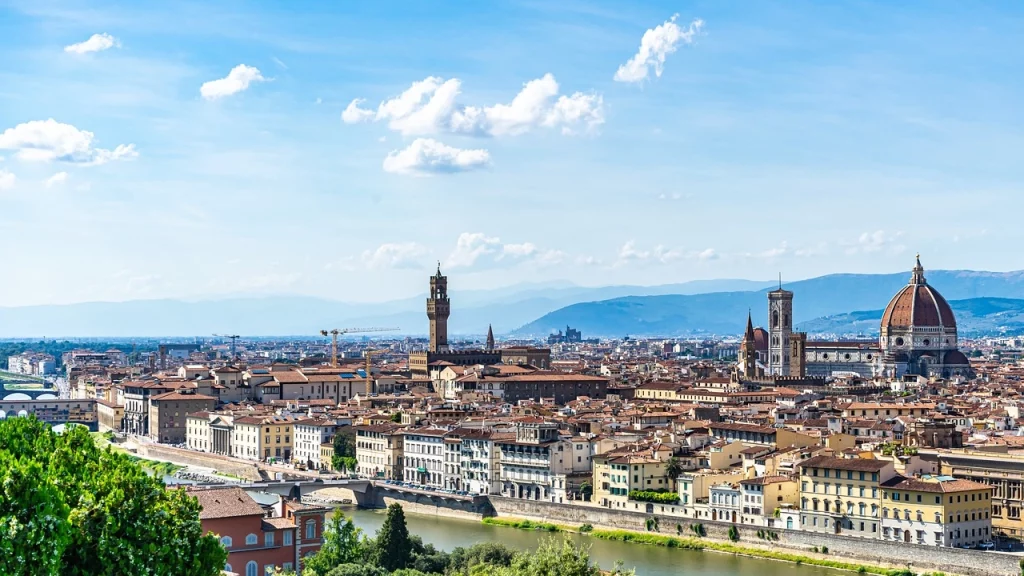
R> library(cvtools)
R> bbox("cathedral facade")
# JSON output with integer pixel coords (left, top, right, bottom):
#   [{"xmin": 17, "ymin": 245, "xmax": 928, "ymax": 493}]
[{"xmin": 740, "ymin": 257, "xmax": 972, "ymax": 380}]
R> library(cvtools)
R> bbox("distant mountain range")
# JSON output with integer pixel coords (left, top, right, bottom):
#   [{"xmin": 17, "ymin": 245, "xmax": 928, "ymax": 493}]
[
  {"xmin": 0, "ymin": 278, "xmax": 775, "ymax": 338},
  {"xmin": 5, "ymin": 270, "xmax": 1024, "ymax": 339},
  {"xmin": 512, "ymin": 270, "xmax": 1024, "ymax": 338},
  {"xmin": 798, "ymin": 297, "xmax": 1024, "ymax": 336}
]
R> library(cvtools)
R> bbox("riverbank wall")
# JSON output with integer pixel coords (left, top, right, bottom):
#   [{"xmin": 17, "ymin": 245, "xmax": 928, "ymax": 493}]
[
  {"xmin": 134, "ymin": 444, "xmax": 263, "ymax": 481},
  {"xmin": 487, "ymin": 497, "xmax": 1019, "ymax": 576}
]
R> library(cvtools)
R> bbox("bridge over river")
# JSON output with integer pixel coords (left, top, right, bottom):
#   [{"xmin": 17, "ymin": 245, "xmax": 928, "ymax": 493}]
[{"xmin": 0, "ymin": 381, "xmax": 60, "ymax": 400}]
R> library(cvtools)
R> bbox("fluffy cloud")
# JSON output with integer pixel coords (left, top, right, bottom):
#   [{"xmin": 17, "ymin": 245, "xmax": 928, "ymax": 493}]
[
  {"xmin": 845, "ymin": 230, "xmax": 906, "ymax": 255},
  {"xmin": 0, "ymin": 119, "xmax": 138, "ymax": 166},
  {"xmin": 382, "ymin": 138, "xmax": 490, "ymax": 176},
  {"xmin": 445, "ymin": 233, "xmax": 502, "ymax": 269},
  {"xmin": 615, "ymin": 16, "xmax": 703, "ymax": 83},
  {"xmin": 362, "ymin": 242, "xmax": 430, "ymax": 269},
  {"xmin": 353, "ymin": 74, "xmax": 603, "ymax": 137},
  {"xmin": 200, "ymin": 64, "xmax": 266, "ymax": 100},
  {"xmin": 0, "ymin": 170, "xmax": 15, "ymax": 191},
  {"xmin": 615, "ymin": 240, "xmax": 717, "ymax": 266},
  {"xmin": 45, "ymin": 171, "xmax": 68, "ymax": 187},
  {"xmin": 341, "ymin": 98, "xmax": 374, "ymax": 123},
  {"xmin": 64, "ymin": 33, "xmax": 120, "ymax": 54}
]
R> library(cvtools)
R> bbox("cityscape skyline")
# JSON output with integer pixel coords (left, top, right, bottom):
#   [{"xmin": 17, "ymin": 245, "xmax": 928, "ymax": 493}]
[{"xmin": 1, "ymin": 1, "xmax": 1022, "ymax": 307}]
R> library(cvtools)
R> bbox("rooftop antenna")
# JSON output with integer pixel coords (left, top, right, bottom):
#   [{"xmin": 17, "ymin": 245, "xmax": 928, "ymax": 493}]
[{"xmin": 779, "ymin": 272, "xmax": 782, "ymax": 290}]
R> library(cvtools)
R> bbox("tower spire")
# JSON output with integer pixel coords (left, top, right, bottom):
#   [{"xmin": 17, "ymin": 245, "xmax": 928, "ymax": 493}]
[
  {"xmin": 911, "ymin": 253, "xmax": 926, "ymax": 285},
  {"xmin": 779, "ymin": 272, "xmax": 782, "ymax": 290},
  {"xmin": 486, "ymin": 324, "xmax": 495, "ymax": 351},
  {"xmin": 744, "ymin": 309, "xmax": 755, "ymax": 341}
]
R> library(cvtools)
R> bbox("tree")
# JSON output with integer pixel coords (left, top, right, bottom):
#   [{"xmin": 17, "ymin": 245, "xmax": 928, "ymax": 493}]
[
  {"xmin": 374, "ymin": 503, "xmax": 413, "ymax": 571},
  {"xmin": 304, "ymin": 512, "xmax": 366, "ymax": 576},
  {"xmin": 475, "ymin": 537, "xmax": 632, "ymax": 576},
  {"xmin": 665, "ymin": 457, "xmax": 683, "ymax": 489},
  {"xmin": 578, "ymin": 481, "xmax": 593, "ymax": 502},
  {"xmin": 334, "ymin": 427, "xmax": 357, "ymax": 459},
  {"xmin": 390, "ymin": 412, "xmax": 402, "ymax": 423},
  {"xmin": 331, "ymin": 455, "xmax": 358, "ymax": 473},
  {"xmin": 0, "ymin": 417, "xmax": 227, "ymax": 576}
]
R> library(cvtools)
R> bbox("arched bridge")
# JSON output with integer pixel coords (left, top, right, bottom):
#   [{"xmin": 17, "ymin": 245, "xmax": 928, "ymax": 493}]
[
  {"xmin": 200, "ymin": 478, "xmax": 373, "ymax": 502},
  {"xmin": 0, "ymin": 381, "xmax": 60, "ymax": 400}
]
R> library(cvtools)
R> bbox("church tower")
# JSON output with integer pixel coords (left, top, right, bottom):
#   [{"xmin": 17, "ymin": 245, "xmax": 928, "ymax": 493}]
[
  {"xmin": 739, "ymin": 311, "xmax": 758, "ymax": 377},
  {"xmin": 427, "ymin": 263, "xmax": 450, "ymax": 352},
  {"xmin": 485, "ymin": 324, "xmax": 495, "ymax": 351},
  {"xmin": 767, "ymin": 279, "xmax": 794, "ymax": 376}
]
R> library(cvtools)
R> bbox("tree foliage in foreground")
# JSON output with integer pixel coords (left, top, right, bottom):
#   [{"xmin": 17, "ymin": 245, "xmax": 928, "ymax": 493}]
[{"xmin": 0, "ymin": 417, "xmax": 226, "ymax": 576}]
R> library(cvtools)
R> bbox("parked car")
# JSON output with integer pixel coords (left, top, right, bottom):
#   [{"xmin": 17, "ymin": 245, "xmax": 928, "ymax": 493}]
[{"xmin": 978, "ymin": 541, "xmax": 995, "ymax": 550}]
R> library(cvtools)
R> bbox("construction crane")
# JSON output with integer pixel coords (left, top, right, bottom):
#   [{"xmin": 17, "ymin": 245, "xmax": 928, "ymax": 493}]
[
  {"xmin": 363, "ymin": 349, "xmax": 386, "ymax": 394},
  {"xmin": 212, "ymin": 334, "xmax": 241, "ymax": 360},
  {"xmin": 319, "ymin": 327, "xmax": 399, "ymax": 368}
]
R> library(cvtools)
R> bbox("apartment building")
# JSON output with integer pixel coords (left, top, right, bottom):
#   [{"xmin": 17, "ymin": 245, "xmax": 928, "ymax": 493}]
[
  {"xmin": 293, "ymin": 419, "xmax": 340, "ymax": 470},
  {"xmin": 122, "ymin": 380, "xmax": 173, "ymax": 435},
  {"xmin": 148, "ymin": 392, "xmax": 216, "ymax": 444},
  {"xmin": 496, "ymin": 420, "xmax": 576, "ymax": 502},
  {"xmin": 738, "ymin": 475, "xmax": 799, "ymax": 526},
  {"xmin": 593, "ymin": 443, "xmax": 674, "ymax": 508},
  {"xmin": 402, "ymin": 427, "xmax": 448, "ymax": 488},
  {"xmin": 233, "ymin": 416, "xmax": 297, "ymax": 461},
  {"xmin": 934, "ymin": 450, "xmax": 1024, "ymax": 538},
  {"xmin": 452, "ymin": 428, "xmax": 506, "ymax": 495},
  {"xmin": 798, "ymin": 455, "xmax": 894, "ymax": 538},
  {"xmin": 880, "ymin": 475, "xmax": 993, "ymax": 547},
  {"xmin": 354, "ymin": 423, "xmax": 404, "ymax": 480}
]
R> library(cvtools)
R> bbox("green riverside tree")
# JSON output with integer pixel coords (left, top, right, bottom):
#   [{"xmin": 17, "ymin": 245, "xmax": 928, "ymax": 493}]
[
  {"xmin": 304, "ymin": 512, "xmax": 366, "ymax": 576},
  {"xmin": 0, "ymin": 417, "xmax": 227, "ymax": 576},
  {"xmin": 374, "ymin": 503, "xmax": 413, "ymax": 571}
]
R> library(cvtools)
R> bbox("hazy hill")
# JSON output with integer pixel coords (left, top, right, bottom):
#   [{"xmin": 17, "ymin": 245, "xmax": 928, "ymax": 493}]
[
  {"xmin": 0, "ymin": 278, "xmax": 774, "ymax": 338},
  {"xmin": 513, "ymin": 270, "xmax": 1024, "ymax": 338},
  {"xmin": 798, "ymin": 297, "xmax": 1024, "ymax": 336}
]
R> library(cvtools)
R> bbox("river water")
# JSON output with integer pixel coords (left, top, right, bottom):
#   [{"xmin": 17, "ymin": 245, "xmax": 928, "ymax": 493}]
[{"xmin": 337, "ymin": 507, "xmax": 842, "ymax": 576}]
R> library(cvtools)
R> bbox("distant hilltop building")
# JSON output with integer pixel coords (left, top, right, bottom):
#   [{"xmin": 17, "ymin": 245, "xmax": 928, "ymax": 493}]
[
  {"xmin": 547, "ymin": 325, "xmax": 582, "ymax": 345},
  {"xmin": 738, "ymin": 256, "xmax": 972, "ymax": 379},
  {"xmin": 409, "ymin": 266, "xmax": 550, "ymax": 376}
]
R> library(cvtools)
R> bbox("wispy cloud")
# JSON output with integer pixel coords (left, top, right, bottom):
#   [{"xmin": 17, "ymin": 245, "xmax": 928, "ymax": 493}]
[
  {"xmin": 614, "ymin": 16, "xmax": 703, "ymax": 83},
  {"xmin": 0, "ymin": 119, "xmax": 137, "ymax": 166},
  {"xmin": 0, "ymin": 170, "xmax": 15, "ymax": 191},
  {"xmin": 64, "ymin": 33, "xmax": 120, "ymax": 54},
  {"xmin": 44, "ymin": 171, "xmax": 68, "ymax": 187},
  {"xmin": 362, "ymin": 242, "xmax": 430, "ymax": 269},
  {"xmin": 200, "ymin": 64, "xmax": 266, "ymax": 100},
  {"xmin": 382, "ymin": 138, "xmax": 490, "ymax": 176}
]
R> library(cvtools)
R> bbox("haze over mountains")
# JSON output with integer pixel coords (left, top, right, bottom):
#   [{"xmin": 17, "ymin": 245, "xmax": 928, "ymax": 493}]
[{"xmin": 3, "ymin": 270, "xmax": 1024, "ymax": 339}]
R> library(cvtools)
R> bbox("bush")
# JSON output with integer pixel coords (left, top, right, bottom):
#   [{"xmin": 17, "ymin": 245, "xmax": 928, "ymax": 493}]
[
  {"xmin": 690, "ymin": 523, "xmax": 706, "ymax": 537},
  {"xmin": 728, "ymin": 526, "xmax": 739, "ymax": 542},
  {"xmin": 579, "ymin": 524, "xmax": 593, "ymax": 533},
  {"xmin": 482, "ymin": 517, "xmax": 565, "ymax": 532},
  {"xmin": 676, "ymin": 523, "xmax": 683, "ymax": 535},
  {"xmin": 820, "ymin": 546, "xmax": 829, "ymax": 555},
  {"xmin": 645, "ymin": 517, "xmax": 659, "ymax": 532},
  {"xmin": 812, "ymin": 546, "xmax": 819, "ymax": 553},
  {"xmin": 628, "ymin": 489, "xmax": 679, "ymax": 504}
]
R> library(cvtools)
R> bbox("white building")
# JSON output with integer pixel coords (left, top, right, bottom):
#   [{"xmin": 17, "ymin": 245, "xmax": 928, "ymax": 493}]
[
  {"xmin": 453, "ymin": 428, "xmax": 507, "ymax": 495},
  {"xmin": 401, "ymin": 428, "xmax": 448, "ymax": 488},
  {"xmin": 496, "ymin": 420, "xmax": 574, "ymax": 502},
  {"xmin": 709, "ymin": 483, "xmax": 741, "ymax": 524},
  {"xmin": 294, "ymin": 419, "xmax": 340, "ymax": 471}
]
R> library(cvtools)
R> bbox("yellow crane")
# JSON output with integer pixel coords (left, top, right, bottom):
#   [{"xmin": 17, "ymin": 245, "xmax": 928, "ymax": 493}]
[{"xmin": 319, "ymin": 327, "xmax": 398, "ymax": 367}]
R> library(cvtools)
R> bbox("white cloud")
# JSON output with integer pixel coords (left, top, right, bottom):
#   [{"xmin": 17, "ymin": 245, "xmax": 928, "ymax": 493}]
[
  {"xmin": 0, "ymin": 119, "xmax": 138, "ymax": 166},
  {"xmin": 45, "ymin": 171, "xmax": 68, "ymax": 187},
  {"xmin": 64, "ymin": 33, "xmax": 120, "ymax": 55},
  {"xmin": 616, "ymin": 240, "xmax": 651, "ymax": 265},
  {"xmin": 501, "ymin": 243, "xmax": 538, "ymax": 258},
  {"xmin": 658, "ymin": 192, "xmax": 683, "ymax": 201},
  {"xmin": 360, "ymin": 74, "xmax": 603, "ymax": 137},
  {"xmin": 362, "ymin": 242, "xmax": 429, "ymax": 269},
  {"xmin": 576, "ymin": 255, "xmax": 603, "ymax": 266},
  {"xmin": 845, "ymin": 230, "xmax": 906, "ymax": 255},
  {"xmin": 382, "ymin": 138, "xmax": 490, "ymax": 176},
  {"xmin": 341, "ymin": 98, "xmax": 374, "ymax": 123},
  {"xmin": 445, "ymin": 233, "xmax": 502, "ymax": 269},
  {"xmin": 614, "ymin": 16, "xmax": 703, "ymax": 83},
  {"xmin": 0, "ymin": 170, "xmax": 15, "ymax": 191},
  {"xmin": 200, "ymin": 64, "xmax": 266, "ymax": 100},
  {"xmin": 697, "ymin": 248, "xmax": 718, "ymax": 261}
]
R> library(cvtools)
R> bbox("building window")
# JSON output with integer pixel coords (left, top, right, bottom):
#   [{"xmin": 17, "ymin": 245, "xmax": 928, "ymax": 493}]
[
  {"xmin": 306, "ymin": 519, "xmax": 316, "ymax": 539},
  {"xmin": 245, "ymin": 533, "xmax": 258, "ymax": 545},
  {"xmin": 225, "ymin": 564, "xmax": 232, "ymax": 573},
  {"xmin": 220, "ymin": 536, "xmax": 232, "ymax": 548},
  {"xmin": 265, "ymin": 532, "xmax": 274, "ymax": 547},
  {"xmin": 246, "ymin": 561, "xmax": 258, "ymax": 576}
]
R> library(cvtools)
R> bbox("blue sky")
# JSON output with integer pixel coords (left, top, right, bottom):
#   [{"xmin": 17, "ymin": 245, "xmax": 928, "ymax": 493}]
[{"xmin": 0, "ymin": 0, "xmax": 1021, "ymax": 306}]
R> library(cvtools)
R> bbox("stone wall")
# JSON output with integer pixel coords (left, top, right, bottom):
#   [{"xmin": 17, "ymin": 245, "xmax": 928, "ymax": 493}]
[
  {"xmin": 489, "ymin": 497, "xmax": 1020, "ymax": 576},
  {"xmin": 135, "ymin": 444, "xmax": 262, "ymax": 481}
]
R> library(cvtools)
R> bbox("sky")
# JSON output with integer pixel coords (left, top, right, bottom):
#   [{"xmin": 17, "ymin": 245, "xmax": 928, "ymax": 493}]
[{"xmin": 0, "ymin": 0, "xmax": 1022, "ymax": 307}]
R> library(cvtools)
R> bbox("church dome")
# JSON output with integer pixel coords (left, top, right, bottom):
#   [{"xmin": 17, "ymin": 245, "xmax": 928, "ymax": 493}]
[
  {"xmin": 880, "ymin": 256, "xmax": 956, "ymax": 331},
  {"xmin": 753, "ymin": 327, "xmax": 769, "ymax": 352}
]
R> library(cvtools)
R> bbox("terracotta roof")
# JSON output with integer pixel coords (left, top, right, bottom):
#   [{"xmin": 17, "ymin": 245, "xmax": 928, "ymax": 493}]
[
  {"xmin": 149, "ymin": 392, "xmax": 216, "ymax": 402},
  {"xmin": 881, "ymin": 475, "xmax": 991, "ymax": 493},
  {"xmin": 881, "ymin": 258, "xmax": 956, "ymax": 329},
  {"xmin": 189, "ymin": 487, "xmax": 265, "ymax": 519},
  {"xmin": 799, "ymin": 455, "xmax": 890, "ymax": 472}
]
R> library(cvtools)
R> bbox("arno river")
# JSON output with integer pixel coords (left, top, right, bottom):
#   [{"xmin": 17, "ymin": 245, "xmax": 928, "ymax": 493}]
[{"xmin": 339, "ymin": 507, "xmax": 843, "ymax": 576}]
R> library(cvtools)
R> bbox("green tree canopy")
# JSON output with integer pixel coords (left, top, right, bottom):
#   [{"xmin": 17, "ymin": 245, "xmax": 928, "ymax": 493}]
[
  {"xmin": 0, "ymin": 417, "xmax": 226, "ymax": 576},
  {"xmin": 374, "ymin": 503, "xmax": 413, "ymax": 572},
  {"xmin": 304, "ymin": 512, "xmax": 366, "ymax": 576}
]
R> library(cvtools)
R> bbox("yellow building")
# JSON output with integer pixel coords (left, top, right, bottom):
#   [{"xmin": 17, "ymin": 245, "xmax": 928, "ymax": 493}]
[
  {"xmin": 739, "ymin": 475, "xmax": 799, "ymax": 526},
  {"xmin": 934, "ymin": 449, "xmax": 1024, "ymax": 538},
  {"xmin": 232, "ymin": 415, "xmax": 297, "ymax": 461},
  {"xmin": 594, "ymin": 445, "xmax": 674, "ymax": 509},
  {"xmin": 880, "ymin": 475, "xmax": 993, "ymax": 547},
  {"xmin": 798, "ymin": 455, "xmax": 895, "ymax": 539}
]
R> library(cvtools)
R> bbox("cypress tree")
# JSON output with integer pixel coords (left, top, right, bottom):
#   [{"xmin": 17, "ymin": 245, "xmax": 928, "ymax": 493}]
[{"xmin": 374, "ymin": 503, "xmax": 412, "ymax": 571}]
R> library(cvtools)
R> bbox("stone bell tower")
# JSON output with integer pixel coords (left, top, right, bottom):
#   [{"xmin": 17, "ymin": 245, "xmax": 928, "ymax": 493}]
[
  {"xmin": 767, "ymin": 276, "xmax": 793, "ymax": 376},
  {"xmin": 427, "ymin": 263, "xmax": 450, "ymax": 352}
]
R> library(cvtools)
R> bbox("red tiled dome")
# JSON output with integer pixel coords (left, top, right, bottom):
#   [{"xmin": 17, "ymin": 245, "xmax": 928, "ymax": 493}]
[
  {"xmin": 753, "ymin": 328, "xmax": 769, "ymax": 352},
  {"xmin": 880, "ymin": 257, "xmax": 956, "ymax": 330}
]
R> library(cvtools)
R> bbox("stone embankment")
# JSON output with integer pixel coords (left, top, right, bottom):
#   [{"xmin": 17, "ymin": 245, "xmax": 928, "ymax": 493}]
[
  {"xmin": 134, "ymin": 444, "xmax": 262, "ymax": 481},
  {"xmin": 486, "ymin": 497, "xmax": 1020, "ymax": 576},
  {"xmin": 172, "ymin": 469, "xmax": 241, "ymax": 484}
]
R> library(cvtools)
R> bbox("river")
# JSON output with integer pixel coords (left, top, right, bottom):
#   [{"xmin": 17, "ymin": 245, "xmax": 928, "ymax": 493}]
[{"xmin": 336, "ymin": 507, "xmax": 843, "ymax": 576}]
